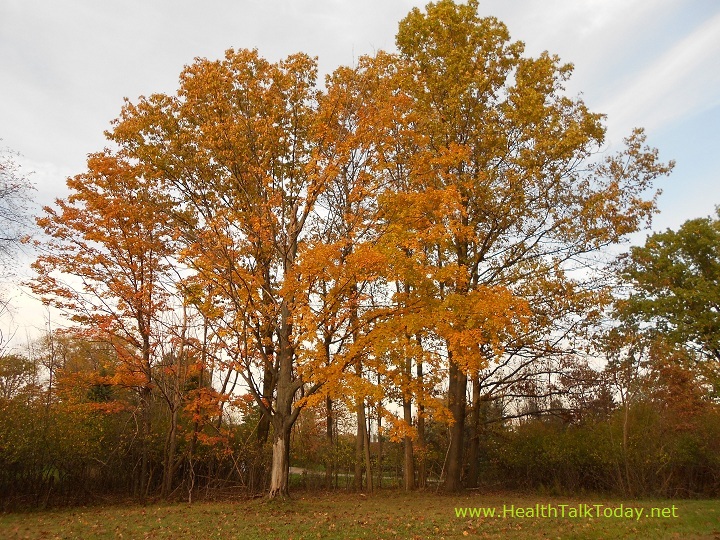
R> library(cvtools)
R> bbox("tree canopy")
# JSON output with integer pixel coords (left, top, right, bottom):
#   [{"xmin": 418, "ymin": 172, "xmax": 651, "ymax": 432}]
[
  {"xmin": 27, "ymin": 0, "xmax": 675, "ymax": 498},
  {"xmin": 617, "ymin": 210, "xmax": 720, "ymax": 364}
]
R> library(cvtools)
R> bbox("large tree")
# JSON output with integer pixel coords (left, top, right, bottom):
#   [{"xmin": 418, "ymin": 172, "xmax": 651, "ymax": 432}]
[
  {"xmin": 388, "ymin": 0, "xmax": 673, "ymax": 491},
  {"xmin": 617, "ymin": 211, "xmax": 720, "ymax": 386},
  {"xmin": 107, "ymin": 49, "xmax": 392, "ymax": 498}
]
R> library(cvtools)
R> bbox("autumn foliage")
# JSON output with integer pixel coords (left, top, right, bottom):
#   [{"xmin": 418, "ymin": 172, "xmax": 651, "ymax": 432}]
[{"xmin": 6, "ymin": 0, "xmax": 718, "ymax": 507}]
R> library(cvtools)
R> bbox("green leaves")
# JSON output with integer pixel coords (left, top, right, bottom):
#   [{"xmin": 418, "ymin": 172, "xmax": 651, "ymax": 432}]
[{"xmin": 618, "ymin": 210, "xmax": 720, "ymax": 360}]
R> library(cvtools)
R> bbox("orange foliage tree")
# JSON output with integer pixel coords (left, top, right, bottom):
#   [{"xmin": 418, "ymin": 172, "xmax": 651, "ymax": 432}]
[
  {"xmin": 383, "ymin": 0, "xmax": 673, "ymax": 491},
  {"xmin": 29, "ymin": 152, "xmax": 181, "ymax": 498},
  {"xmin": 106, "ymin": 49, "xmax": 399, "ymax": 498}
]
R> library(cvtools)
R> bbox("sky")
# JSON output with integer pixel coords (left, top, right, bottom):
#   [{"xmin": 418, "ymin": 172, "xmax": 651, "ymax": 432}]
[{"xmin": 1, "ymin": 0, "xmax": 719, "ymax": 345}]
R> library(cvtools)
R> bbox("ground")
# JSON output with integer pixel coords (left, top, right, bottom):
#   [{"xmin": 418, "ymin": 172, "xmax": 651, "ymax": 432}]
[{"xmin": 1, "ymin": 490, "xmax": 718, "ymax": 539}]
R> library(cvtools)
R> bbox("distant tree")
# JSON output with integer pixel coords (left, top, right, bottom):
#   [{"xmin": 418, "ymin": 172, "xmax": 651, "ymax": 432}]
[
  {"xmin": 618, "ymin": 210, "xmax": 720, "ymax": 367},
  {"xmin": 0, "ymin": 353, "xmax": 38, "ymax": 401},
  {"xmin": 0, "ymin": 144, "xmax": 33, "ymax": 267}
]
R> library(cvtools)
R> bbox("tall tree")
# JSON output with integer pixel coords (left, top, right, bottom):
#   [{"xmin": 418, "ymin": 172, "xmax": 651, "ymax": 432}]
[
  {"xmin": 392, "ymin": 0, "xmax": 673, "ymax": 491},
  {"xmin": 108, "ymin": 49, "xmax": 390, "ymax": 498},
  {"xmin": 29, "ymin": 152, "xmax": 179, "ymax": 499}
]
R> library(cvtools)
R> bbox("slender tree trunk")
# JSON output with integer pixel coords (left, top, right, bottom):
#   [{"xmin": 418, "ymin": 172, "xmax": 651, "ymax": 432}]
[
  {"xmin": 376, "ymin": 372, "xmax": 383, "ymax": 489},
  {"xmin": 364, "ymin": 406, "xmax": 373, "ymax": 492},
  {"xmin": 402, "ymin": 339, "xmax": 415, "ymax": 491},
  {"xmin": 257, "ymin": 282, "xmax": 277, "ymax": 456},
  {"xmin": 416, "ymin": 341, "xmax": 427, "ymax": 489},
  {"xmin": 403, "ymin": 394, "xmax": 415, "ymax": 491},
  {"xmin": 139, "ymin": 384, "xmax": 152, "ymax": 501},
  {"xmin": 443, "ymin": 355, "xmax": 467, "ymax": 492},
  {"xmin": 325, "ymin": 396, "xmax": 334, "ymax": 489},
  {"xmin": 351, "ymin": 286, "xmax": 373, "ymax": 492},
  {"xmin": 161, "ymin": 404, "xmax": 179, "ymax": 499},
  {"xmin": 257, "ymin": 357, "xmax": 275, "ymax": 445},
  {"xmin": 354, "ymin": 396, "xmax": 366, "ymax": 490}
]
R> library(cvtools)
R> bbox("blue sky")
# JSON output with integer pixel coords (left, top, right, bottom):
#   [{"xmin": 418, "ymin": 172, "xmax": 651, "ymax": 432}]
[{"xmin": 1, "ymin": 0, "xmax": 719, "ymax": 341}]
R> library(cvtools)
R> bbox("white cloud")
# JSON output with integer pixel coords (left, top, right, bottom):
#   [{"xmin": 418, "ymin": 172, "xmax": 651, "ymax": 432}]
[{"xmin": 600, "ymin": 10, "xmax": 720, "ymax": 142}]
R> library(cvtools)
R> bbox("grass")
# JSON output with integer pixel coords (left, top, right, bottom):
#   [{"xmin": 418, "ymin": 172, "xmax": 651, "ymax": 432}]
[{"xmin": 0, "ymin": 490, "xmax": 718, "ymax": 539}]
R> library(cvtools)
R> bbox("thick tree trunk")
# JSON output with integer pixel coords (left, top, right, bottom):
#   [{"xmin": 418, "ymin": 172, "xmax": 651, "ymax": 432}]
[
  {"xmin": 267, "ymin": 299, "xmax": 296, "ymax": 499},
  {"xmin": 466, "ymin": 374, "xmax": 481, "ymax": 489},
  {"xmin": 443, "ymin": 358, "xmax": 467, "ymax": 492},
  {"xmin": 268, "ymin": 424, "xmax": 291, "ymax": 498}
]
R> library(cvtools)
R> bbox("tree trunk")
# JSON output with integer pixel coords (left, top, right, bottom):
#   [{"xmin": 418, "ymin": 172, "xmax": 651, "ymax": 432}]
[
  {"xmin": 161, "ymin": 403, "xmax": 179, "ymax": 499},
  {"xmin": 325, "ymin": 396, "xmax": 334, "ymax": 489},
  {"xmin": 257, "ymin": 345, "xmax": 275, "ymax": 443},
  {"xmin": 268, "ymin": 423, "xmax": 291, "ymax": 498},
  {"xmin": 376, "ymin": 376, "xmax": 383, "ymax": 490},
  {"xmin": 403, "ymin": 395, "xmax": 415, "ymax": 491},
  {"xmin": 267, "ymin": 299, "xmax": 295, "ymax": 499},
  {"xmin": 402, "ymin": 338, "xmax": 415, "ymax": 491},
  {"xmin": 416, "ymin": 356, "xmax": 427, "ymax": 489},
  {"xmin": 139, "ymin": 384, "xmax": 152, "ymax": 501},
  {"xmin": 364, "ymin": 406, "xmax": 373, "ymax": 492},
  {"xmin": 443, "ymin": 357, "xmax": 467, "ymax": 492},
  {"xmin": 466, "ymin": 374, "xmax": 481, "ymax": 489},
  {"xmin": 354, "ymin": 397, "xmax": 366, "ymax": 490}
]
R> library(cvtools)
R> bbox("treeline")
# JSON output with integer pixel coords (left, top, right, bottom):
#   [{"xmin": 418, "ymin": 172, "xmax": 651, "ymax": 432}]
[
  {"xmin": 1, "ymin": 329, "xmax": 718, "ymax": 508},
  {"xmin": 1, "ymin": 0, "xmax": 718, "ymax": 507}
]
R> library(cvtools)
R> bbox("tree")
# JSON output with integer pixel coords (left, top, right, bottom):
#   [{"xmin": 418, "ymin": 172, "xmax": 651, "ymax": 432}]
[
  {"xmin": 618, "ymin": 210, "xmax": 720, "ymax": 368},
  {"xmin": 388, "ymin": 0, "xmax": 673, "ymax": 491},
  {"xmin": 0, "ymin": 144, "xmax": 33, "ymax": 267},
  {"xmin": 106, "ymin": 49, "xmax": 393, "ymax": 498},
  {"xmin": 29, "ymin": 152, "xmax": 180, "ymax": 499}
]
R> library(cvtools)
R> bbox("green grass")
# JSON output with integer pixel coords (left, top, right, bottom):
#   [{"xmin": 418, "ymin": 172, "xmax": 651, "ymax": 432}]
[{"xmin": 0, "ymin": 490, "xmax": 718, "ymax": 539}]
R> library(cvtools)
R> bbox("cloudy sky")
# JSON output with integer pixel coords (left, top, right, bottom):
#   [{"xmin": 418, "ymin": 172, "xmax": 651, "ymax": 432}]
[{"xmin": 1, "ymin": 0, "xmax": 719, "ymax": 341}]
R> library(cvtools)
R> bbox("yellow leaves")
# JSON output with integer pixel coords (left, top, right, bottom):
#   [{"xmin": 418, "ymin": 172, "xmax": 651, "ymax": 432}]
[
  {"xmin": 437, "ymin": 287, "xmax": 529, "ymax": 373},
  {"xmin": 382, "ymin": 412, "xmax": 418, "ymax": 443}
]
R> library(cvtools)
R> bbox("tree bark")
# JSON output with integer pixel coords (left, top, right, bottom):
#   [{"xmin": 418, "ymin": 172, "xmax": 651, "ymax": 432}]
[
  {"xmin": 364, "ymin": 405, "xmax": 373, "ymax": 492},
  {"xmin": 139, "ymin": 384, "xmax": 152, "ymax": 501},
  {"xmin": 267, "ymin": 299, "xmax": 295, "ymax": 499},
  {"xmin": 268, "ymin": 424, "xmax": 291, "ymax": 498},
  {"xmin": 443, "ymin": 356, "xmax": 467, "ymax": 492},
  {"xmin": 161, "ymin": 403, "xmax": 179, "ymax": 499},
  {"xmin": 325, "ymin": 396, "xmax": 334, "ymax": 489},
  {"xmin": 354, "ymin": 397, "xmax": 367, "ymax": 490},
  {"xmin": 403, "ymin": 394, "xmax": 415, "ymax": 490},
  {"xmin": 416, "ymin": 341, "xmax": 427, "ymax": 489},
  {"xmin": 466, "ymin": 374, "xmax": 481, "ymax": 488}
]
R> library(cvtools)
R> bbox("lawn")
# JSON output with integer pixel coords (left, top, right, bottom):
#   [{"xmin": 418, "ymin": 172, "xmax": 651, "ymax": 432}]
[{"xmin": 1, "ymin": 490, "xmax": 718, "ymax": 539}]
